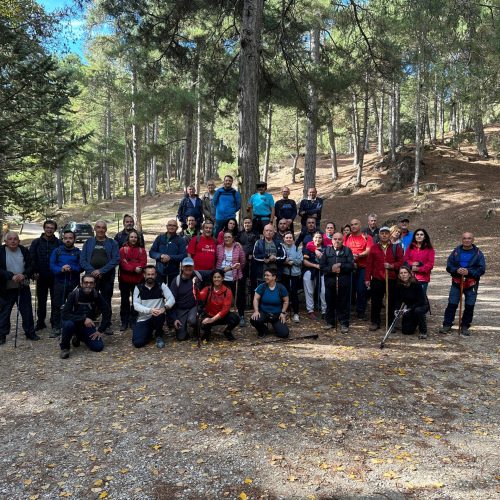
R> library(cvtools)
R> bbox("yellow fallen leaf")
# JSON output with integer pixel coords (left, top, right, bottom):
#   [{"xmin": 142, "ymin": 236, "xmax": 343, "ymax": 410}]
[
  {"xmin": 287, "ymin": 475, "xmax": 298, "ymax": 481},
  {"xmin": 433, "ymin": 434, "xmax": 442, "ymax": 439},
  {"xmin": 333, "ymin": 465, "xmax": 345, "ymax": 471},
  {"xmin": 59, "ymin": 493, "xmax": 72, "ymax": 498},
  {"xmin": 383, "ymin": 471, "xmax": 399, "ymax": 479},
  {"xmin": 239, "ymin": 493, "xmax": 248, "ymax": 500},
  {"xmin": 199, "ymin": 422, "xmax": 208, "ymax": 430},
  {"xmin": 244, "ymin": 478, "xmax": 252, "ymax": 484},
  {"xmin": 119, "ymin": 468, "xmax": 129, "ymax": 474},
  {"xmin": 370, "ymin": 458, "xmax": 384, "ymax": 464},
  {"xmin": 319, "ymin": 462, "xmax": 329, "ymax": 469},
  {"xmin": 278, "ymin": 423, "xmax": 287, "ymax": 429},
  {"xmin": 152, "ymin": 444, "xmax": 162, "ymax": 450},
  {"xmin": 98, "ymin": 492, "xmax": 108, "ymax": 499},
  {"xmin": 222, "ymin": 428, "xmax": 233, "ymax": 435},
  {"xmin": 29, "ymin": 496, "xmax": 39, "ymax": 500},
  {"xmin": 433, "ymin": 483, "xmax": 444, "ymax": 488},
  {"xmin": 94, "ymin": 479, "xmax": 103, "ymax": 487},
  {"xmin": 24, "ymin": 479, "xmax": 32, "ymax": 486},
  {"xmin": 90, "ymin": 466, "xmax": 100, "ymax": 473},
  {"xmin": 103, "ymin": 447, "xmax": 112, "ymax": 454},
  {"xmin": 47, "ymin": 464, "xmax": 56, "ymax": 469}
]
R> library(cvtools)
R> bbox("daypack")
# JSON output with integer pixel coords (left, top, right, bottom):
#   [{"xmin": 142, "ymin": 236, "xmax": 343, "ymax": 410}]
[{"xmin": 175, "ymin": 270, "xmax": 203, "ymax": 288}]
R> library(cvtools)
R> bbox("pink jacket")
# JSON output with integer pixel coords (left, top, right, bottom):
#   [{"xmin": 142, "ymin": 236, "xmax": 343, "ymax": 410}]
[
  {"xmin": 216, "ymin": 242, "xmax": 246, "ymax": 281},
  {"xmin": 404, "ymin": 245, "xmax": 435, "ymax": 283}
]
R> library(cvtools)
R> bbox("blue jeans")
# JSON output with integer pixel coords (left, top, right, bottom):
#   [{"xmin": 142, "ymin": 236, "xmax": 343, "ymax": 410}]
[
  {"xmin": 60, "ymin": 320, "xmax": 104, "ymax": 352},
  {"xmin": 214, "ymin": 220, "xmax": 228, "ymax": 237},
  {"xmin": 352, "ymin": 267, "xmax": 367, "ymax": 315},
  {"xmin": 420, "ymin": 282, "xmax": 428, "ymax": 294},
  {"xmin": 443, "ymin": 283, "xmax": 477, "ymax": 328},
  {"xmin": 0, "ymin": 286, "xmax": 35, "ymax": 338},
  {"xmin": 132, "ymin": 314, "xmax": 165, "ymax": 348}
]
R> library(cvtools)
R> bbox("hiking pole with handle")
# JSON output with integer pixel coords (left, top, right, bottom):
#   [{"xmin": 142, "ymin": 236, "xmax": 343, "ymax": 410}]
[
  {"xmin": 385, "ymin": 269, "xmax": 389, "ymax": 332},
  {"xmin": 14, "ymin": 285, "xmax": 22, "ymax": 348},
  {"xmin": 335, "ymin": 273, "xmax": 339, "ymax": 332},
  {"xmin": 380, "ymin": 304, "xmax": 406, "ymax": 349},
  {"xmin": 458, "ymin": 276, "xmax": 465, "ymax": 334}
]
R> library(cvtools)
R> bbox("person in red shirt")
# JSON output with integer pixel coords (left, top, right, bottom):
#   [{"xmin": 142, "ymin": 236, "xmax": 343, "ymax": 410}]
[
  {"xmin": 187, "ymin": 221, "xmax": 217, "ymax": 271},
  {"xmin": 344, "ymin": 219, "xmax": 373, "ymax": 319},
  {"xmin": 365, "ymin": 226, "xmax": 405, "ymax": 331},
  {"xmin": 196, "ymin": 270, "xmax": 239, "ymax": 341},
  {"xmin": 404, "ymin": 228, "xmax": 435, "ymax": 295}
]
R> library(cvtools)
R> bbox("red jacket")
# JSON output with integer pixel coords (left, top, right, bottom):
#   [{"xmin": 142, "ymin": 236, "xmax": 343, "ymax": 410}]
[
  {"xmin": 119, "ymin": 244, "xmax": 147, "ymax": 284},
  {"xmin": 344, "ymin": 233, "xmax": 373, "ymax": 268},
  {"xmin": 404, "ymin": 245, "xmax": 435, "ymax": 283},
  {"xmin": 366, "ymin": 242, "xmax": 404, "ymax": 281},
  {"xmin": 187, "ymin": 235, "xmax": 217, "ymax": 270},
  {"xmin": 197, "ymin": 285, "xmax": 233, "ymax": 319},
  {"xmin": 216, "ymin": 242, "xmax": 246, "ymax": 281}
]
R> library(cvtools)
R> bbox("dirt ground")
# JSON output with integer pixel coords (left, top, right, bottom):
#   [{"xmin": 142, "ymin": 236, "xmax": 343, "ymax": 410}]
[{"xmin": 1, "ymin": 134, "xmax": 499, "ymax": 499}]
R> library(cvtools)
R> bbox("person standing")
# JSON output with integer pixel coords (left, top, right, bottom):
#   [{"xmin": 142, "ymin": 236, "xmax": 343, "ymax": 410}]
[
  {"xmin": 118, "ymin": 230, "xmax": 147, "ymax": 331},
  {"xmin": 201, "ymin": 180, "xmax": 217, "ymax": 224},
  {"xmin": 179, "ymin": 216, "xmax": 199, "ymax": 245},
  {"xmin": 114, "ymin": 214, "xmax": 145, "ymax": 248},
  {"xmin": 216, "ymin": 218, "xmax": 239, "ymax": 245},
  {"xmin": 303, "ymin": 232, "xmax": 327, "ymax": 320},
  {"xmin": 365, "ymin": 226, "xmax": 405, "ymax": 331},
  {"xmin": 212, "ymin": 175, "xmax": 242, "ymax": 236},
  {"xmin": 274, "ymin": 186, "xmax": 297, "ymax": 235},
  {"xmin": 439, "ymin": 232, "xmax": 485, "ymax": 336},
  {"xmin": 187, "ymin": 221, "xmax": 217, "ymax": 271},
  {"xmin": 298, "ymin": 187, "xmax": 323, "ymax": 229},
  {"xmin": 274, "ymin": 219, "xmax": 289, "ymax": 244},
  {"xmin": 344, "ymin": 219, "xmax": 373, "ymax": 320},
  {"xmin": 149, "ymin": 220, "xmax": 187, "ymax": 286},
  {"xmin": 178, "ymin": 185, "xmax": 203, "ymax": 230},
  {"xmin": 322, "ymin": 222, "xmax": 336, "ymax": 247},
  {"xmin": 247, "ymin": 181, "xmax": 275, "ymax": 234},
  {"xmin": 281, "ymin": 232, "xmax": 303, "ymax": 323},
  {"xmin": 80, "ymin": 220, "xmax": 120, "ymax": 334},
  {"xmin": 363, "ymin": 213, "xmax": 380, "ymax": 244},
  {"xmin": 49, "ymin": 229, "xmax": 81, "ymax": 337},
  {"xmin": 398, "ymin": 218, "xmax": 414, "ymax": 252},
  {"xmin": 404, "ymin": 228, "xmax": 435, "ymax": 294},
  {"xmin": 132, "ymin": 265, "xmax": 175, "ymax": 349},
  {"xmin": 320, "ymin": 232, "xmax": 354, "ymax": 333},
  {"xmin": 252, "ymin": 224, "xmax": 287, "ymax": 283},
  {"xmin": 0, "ymin": 232, "xmax": 39, "ymax": 344},
  {"xmin": 295, "ymin": 217, "xmax": 324, "ymax": 248},
  {"xmin": 30, "ymin": 220, "xmax": 61, "ymax": 333}
]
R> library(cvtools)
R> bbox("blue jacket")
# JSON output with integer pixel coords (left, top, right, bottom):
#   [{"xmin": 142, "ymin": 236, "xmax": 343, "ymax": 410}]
[
  {"xmin": 177, "ymin": 195, "xmax": 203, "ymax": 226},
  {"xmin": 80, "ymin": 237, "xmax": 120, "ymax": 277},
  {"xmin": 401, "ymin": 231, "xmax": 414, "ymax": 252},
  {"xmin": 29, "ymin": 234, "xmax": 61, "ymax": 276},
  {"xmin": 212, "ymin": 187, "xmax": 241, "ymax": 221},
  {"xmin": 149, "ymin": 233, "xmax": 187, "ymax": 277},
  {"xmin": 49, "ymin": 245, "xmax": 81, "ymax": 285},
  {"xmin": 446, "ymin": 244, "xmax": 486, "ymax": 280},
  {"xmin": 252, "ymin": 238, "xmax": 286, "ymax": 279}
]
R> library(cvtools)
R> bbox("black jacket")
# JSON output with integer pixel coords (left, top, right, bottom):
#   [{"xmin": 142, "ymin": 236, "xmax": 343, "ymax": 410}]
[
  {"xmin": 114, "ymin": 229, "xmax": 145, "ymax": 248},
  {"xmin": 394, "ymin": 281, "xmax": 429, "ymax": 314},
  {"xmin": 237, "ymin": 229, "xmax": 260, "ymax": 256},
  {"xmin": 61, "ymin": 287, "xmax": 111, "ymax": 332},
  {"xmin": 319, "ymin": 245, "xmax": 354, "ymax": 287},
  {"xmin": 29, "ymin": 234, "xmax": 61, "ymax": 276}
]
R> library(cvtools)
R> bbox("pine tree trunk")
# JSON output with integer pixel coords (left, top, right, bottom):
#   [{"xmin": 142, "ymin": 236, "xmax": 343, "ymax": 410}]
[
  {"xmin": 395, "ymin": 82, "xmax": 401, "ymax": 146},
  {"xmin": 205, "ymin": 119, "xmax": 214, "ymax": 184},
  {"xmin": 439, "ymin": 93, "xmax": 445, "ymax": 141},
  {"xmin": 389, "ymin": 83, "xmax": 396, "ymax": 161},
  {"xmin": 238, "ymin": 0, "xmax": 263, "ymax": 217},
  {"xmin": 378, "ymin": 86, "xmax": 385, "ymax": 155},
  {"xmin": 131, "ymin": 67, "xmax": 142, "ymax": 230},
  {"xmin": 356, "ymin": 79, "xmax": 369, "ymax": 186},
  {"xmin": 432, "ymin": 80, "xmax": 438, "ymax": 142},
  {"xmin": 473, "ymin": 110, "xmax": 489, "ymax": 158},
  {"xmin": 292, "ymin": 109, "xmax": 299, "ymax": 184},
  {"xmin": 414, "ymin": 61, "xmax": 422, "ymax": 197},
  {"xmin": 194, "ymin": 91, "xmax": 203, "ymax": 195},
  {"xmin": 124, "ymin": 136, "xmax": 130, "ymax": 197},
  {"xmin": 303, "ymin": 27, "xmax": 320, "ymax": 197},
  {"xmin": 184, "ymin": 107, "xmax": 194, "ymax": 187},
  {"xmin": 78, "ymin": 173, "xmax": 87, "ymax": 205},
  {"xmin": 69, "ymin": 169, "xmax": 74, "ymax": 202},
  {"xmin": 326, "ymin": 111, "xmax": 338, "ymax": 181},
  {"xmin": 56, "ymin": 167, "xmax": 63, "ymax": 209},
  {"xmin": 351, "ymin": 93, "xmax": 359, "ymax": 166},
  {"xmin": 263, "ymin": 100, "xmax": 273, "ymax": 183},
  {"xmin": 151, "ymin": 116, "xmax": 158, "ymax": 195}
]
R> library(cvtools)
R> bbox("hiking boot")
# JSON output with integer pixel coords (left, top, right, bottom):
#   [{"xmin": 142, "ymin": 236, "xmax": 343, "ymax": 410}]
[
  {"xmin": 292, "ymin": 314, "xmax": 300, "ymax": 323},
  {"xmin": 369, "ymin": 323, "xmax": 380, "ymax": 331},
  {"xmin": 119, "ymin": 322, "xmax": 128, "ymax": 332},
  {"xmin": 340, "ymin": 325, "xmax": 349, "ymax": 334},
  {"xmin": 60, "ymin": 349, "xmax": 70, "ymax": 359},
  {"xmin": 71, "ymin": 335, "xmax": 80, "ymax": 348},
  {"xmin": 50, "ymin": 328, "xmax": 61, "ymax": 338},
  {"xmin": 419, "ymin": 332, "xmax": 428, "ymax": 339},
  {"xmin": 35, "ymin": 322, "xmax": 46, "ymax": 332},
  {"xmin": 26, "ymin": 332, "xmax": 40, "ymax": 341},
  {"xmin": 239, "ymin": 316, "xmax": 246, "ymax": 328},
  {"xmin": 461, "ymin": 326, "xmax": 470, "ymax": 337},
  {"xmin": 308, "ymin": 312, "xmax": 318, "ymax": 320},
  {"xmin": 0, "ymin": 336, "xmax": 6, "ymax": 345},
  {"xmin": 357, "ymin": 312, "xmax": 367, "ymax": 321},
  {"xmin": 156, "ymin": 336, "xmax": 165, "ymax": 349},
  {"xmin": 224, "ymin": 329, "xmax": 236, "ymax": 342},
  {"xmin": 439, "ymin": 325, "xmax": 451, "ymax": 334},
  {"xmin": 104, "ymin": 328, "xmax": 114, "ymax": 336},
  {"xmin": 323, "ymin": 323, "xmax": 335, "ymax": 330}
]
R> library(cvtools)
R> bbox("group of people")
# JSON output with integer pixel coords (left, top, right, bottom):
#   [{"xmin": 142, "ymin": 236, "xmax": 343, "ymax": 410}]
[{"xmin": 0, "ymin": 177, "xmax": 486, "ymax": 358}]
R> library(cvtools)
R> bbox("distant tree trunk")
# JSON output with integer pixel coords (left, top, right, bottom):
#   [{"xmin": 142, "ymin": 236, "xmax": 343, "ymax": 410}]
[
  {"xmin": 238, "ymin": 0, "xmax": 263, "ymax": 218},
  {"xmin": 378, "ymin": 86, "xmax": 385, "ymax": 155},
  {"xmin": 124, "ymin": 136, "xmax": 130, "ymax": 197},
  {"xmin": 326, "ymin": 110, "xmax": 338, "ymax": 181},
  {"xmin": 194, "ymin": 92, "xmax": 203, "ymax": 195},
  {"xmin": 263, "ymin": 100, "xmax": 273, "ymax": 183},
  {"xmin": 356, "ymin": 77, "xmax": 369, "ymax": 187},
  {"xmin": 184, "ymin": 107, "xmax": 194, "ymax": 187},
  {"xmin": 351, "ymin": 93, "xmax": 359, "ymax": 166},
  {"xmin": 205, "ymin": 119, "xmax": 214, "ymax": 184},
  {"xmin": 389, "ymin": 83, "xmax": 396, "ymax": 161},
  {"xmin": 439, "ymin": 92, "xmax": 445, "ymax": 141},
  {"xmin": 291, "ymin": 109, "xmax": 299, "ymax": 184},
  {"xmin": 151, "ymin": 116, "xmax": 158, "ymax": 195},
  {"xmin": 432, "ymin": 79, "xmax": 438, "ymax": 142},
  {"xmin": 78, "ymin": 172, "xmax": 87, "ymax": 205},
  {"xmin": 414, "ymin": 61, "xmax": 422, "ymax": 196},
  {"xmin": 395, "ymin": 82, "xmax": 401, "ymax": 146},
  {"xmin": 69, "ymin": 169, "xmax": 74, "ymax": 203},
  {"xmin": 55, "ymin": 167, "xmax": 63, "ymax": 209},
  {"xmin": 131, "ymin": 67, "xmax": 142, "ymax": 230},
  {"xmin": 103, "ymin": 90, "xmax": 112, "ymax": 200},
  {"xmin": 303, "ymin": 27, "xmax": 320, "ymax": 197},
  {"xmin": 473, "ymin": 109, "xmax": 489, "ymax": 158}
]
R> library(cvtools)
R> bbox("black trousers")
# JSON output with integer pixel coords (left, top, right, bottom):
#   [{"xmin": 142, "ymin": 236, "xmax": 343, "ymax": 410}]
[
  {"xmin": 324, "ymin": 277, "xmax": 351, "ymax": 327},
  {"xmin": 402, "ymin": 308, "xmax": 428, "ymax": 335},
  {"xmin": 36, "ymin": 274, "xmax": 55, "ymax": 327},
  {"xmin": 53, "ymin": 279, "xmax": 78, "ymax": 329},
  {"xmin": 96, "ymin": 272, "xmax": 114, "ymax": 309},
  {"xmin": 370, "ymin": 278, "xmax": 397, "ymax": 327},
  {"xmin": 252, "ymin": 216, "xmax": 271, "ymax": 235},
  {"xmin": 250, "ymin": 312, "xmax": 289, "ymax": 338},
  {"xmin": 201, "ymin": 312, "xmax": 239, "ymax": 337},
  {"xmin": 281, "ymin": 274, "xmax": 300, "ymax": 314},
  {"xmin": 119, "ymin": 281, "xmax": 139, "ymax": 325}
]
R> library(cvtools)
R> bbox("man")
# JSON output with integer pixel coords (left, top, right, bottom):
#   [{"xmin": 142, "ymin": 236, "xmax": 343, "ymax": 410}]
[
  {"xmin": 59, "ymin": 274, "xmax": 111, "ymax": 359},
  {"xmin": 439, "ymin": 232, "xmax": 486, "ymax": 336},
  {"xmin": 132, "ymin": 265, "xmax": 175, "ymax": 349},
  {"xmin": 344, "ymin": 219, "xmax": 373, "ymax": 320},
  {"xmin": 149, "ymin": 219, "xmax": 187, "ymax": 286},
  {"xmin": 29, "ymin": 220, "xmax": 61, "ymax": 332},
  {"xmin": 168, "ymin": 257, "xmax": 200, "ymax": 341},
  {"xmin": 274, "ymin": 186, "xmax": 297, "ymax": 234},
  {"xmin": 399, "ymin": 218, "xmax": 414, "ymax": 252},
  {"xmin": 177, "ymin": 185, "xmax": 203, "ymax": 230},
  {"xmin": 212, "ymin": 175, "xmax": 242, "ymax": 236},
  {"xmin": 201, "ymin": 180, "xmax": 217, "ymax": 224},
  {"xmin": 295, "ymin": 217, "xmax": 324, "ymax": 248},
  {"xmin": 253, "ymin": 224, "xmax": 286, "ymax": 283},
  {"xmin": 0, "ymin": 232, "xmax": 39, "ymax": 344},
  {"xmin": 365, "ymin": 226, "xmax": 404, "ymax": 331},
  {"xmin": 237, "ymin": 218, "xmax": 260, "ymax": 326},
  {"xmin": 247, "ymin": 181, "xmax": 275, "ymax": 234},
  {"xmin": 80, "ymin": 221, "xmax": 119, "ymax": 333},
  {"xmin": 114, "ymin": 214, "xmax": 145, "ymax": 248},
  {"xmin": 179, "ymin": 216, "xmax": 199, "ymax": 245},
  {"xmin": 274, "ymin": 219, "xmax": 289, "ymax": 243},
  {"xmin": 320, "ymin": 232, "xmax": 354, "ymax": 333},
  {"xmin": 298, "ymin": 187, "xmax": 323, "ymax": 229},
  {"xmin": 49, "ymin": 230, "xmax": 81, "ymax": 336},
  {"xmin": 187, "ymin": 221, "xmax": 217, "ymax": 271},
  {"xmin": 363, "ymin": 213, "xmax": 379, "ymax": 244}
]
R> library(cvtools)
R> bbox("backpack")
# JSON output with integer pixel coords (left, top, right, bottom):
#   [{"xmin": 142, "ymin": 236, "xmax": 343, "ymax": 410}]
[
  {"xmin": 175, "ymin": 270, "xmax": 203, "ymax": 288},
  {"xmin": 261, "ymin": 282, "xmax": 286, "ymax": 300}
]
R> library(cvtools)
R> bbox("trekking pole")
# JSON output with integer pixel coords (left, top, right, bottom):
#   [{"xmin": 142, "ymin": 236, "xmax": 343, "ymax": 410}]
[
  {"xmin": 380, "ymin": 305, "xmax": 406, "ymax": 349},
  {"xmin": 458, "ymin": 276, "xmax": 465, "ymax": 334},
  {"xmin": 335, "ymin": 273, "xmax": 339, "ymax": 332},
  {"xmin": 316, "ymin": 268, "xmax": 321, "ymax": 316},
  {"xmin": 385, "ymin": 269, "xmax": 389, "ymax": 332},
  {"xmin": 14, "ymin": 286, "xmax": 21, "ymax": 348}
]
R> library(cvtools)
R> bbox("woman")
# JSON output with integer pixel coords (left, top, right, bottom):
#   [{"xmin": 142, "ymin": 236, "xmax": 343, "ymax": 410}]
[
  {"xmin": 282, "ymin": 231, "xmax": 303, "ymax": 323},
  {"xmin": 389, "ymin": 225, "xmax": 404, "ymax": 249},
  {"xmin": 197, "ymin": 270, "xmax": 239, "ymax": 341},
  {"xmin": 118, "ymin": 230, "xmax": 147, "ymax": 331},
  {"xmin": 394, "ymin": 265, "xmax": 429, "ymax": 339},
  {"xmin": 250, "ymin": 268, "xmax": 289, "ymax": 338},
  {"xmin": 404, "ymin": 228, "xmax": 435, "ymax": 294},
  {"xmin": 322, "ymin": 222, "xmax": 336, "ymax": 247},
  {"xmin": 217, "ymin": 218, "xmax": 238, "ymax": 245},
  {"xmin": 303, "ymin": 232, "xmax": 326, "ymax": 320},
  {"xmin": 216, "ymin": 232, "xmax": 246, "ymax": 314},
  {"xmin": 341, "ymin": 224, "xmax": 351, "ymax": 237}
]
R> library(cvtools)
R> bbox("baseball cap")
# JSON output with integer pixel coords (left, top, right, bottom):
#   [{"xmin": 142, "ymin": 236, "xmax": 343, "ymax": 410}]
[
  {"xmin": 379, "ymin": 226, "xmax": 391, "ymax": 232},
  {"xmin": 181, "ymin": 257, "xmax": 194, "ymax": 267}
]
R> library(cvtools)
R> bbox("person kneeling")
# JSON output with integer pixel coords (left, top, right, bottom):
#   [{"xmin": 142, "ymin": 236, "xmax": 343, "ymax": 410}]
[
  {"xmin": 250, "ymin": 268, "xmax": 289, "ymax": 338},
  {"xmin": 60, "ymin": 274, "xmax": 111, "ymax": 359},
  {"xmin": 132, "ymin": 265, "xmax": 175, "ymax": 349}
]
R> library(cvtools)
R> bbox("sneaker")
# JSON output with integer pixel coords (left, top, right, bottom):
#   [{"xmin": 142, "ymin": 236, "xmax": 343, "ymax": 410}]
[
  {"xmin": 60, "ymin": 349, "xmax": 70, "ymax": 359},
  {"xmin": 0, "ymin": 336, "xmax": 6, "ymax": 345},
  {"xmin": 119, "ymin": 323, "xmax": 128, "ymax": 332},
  {"xmin": 439, "ymin": 325, "xmax": 451, "ymax": 334},
  {"xmin": 104, "ymin": 328, "xmax": 114, "ymax": 336},
  {"xmin": 308, "ymin": 312, "xmax": 317, "ymax": 320},
  {"xmin": 292, "ymin": 314, "xmax": 300, "ymax": 323},
  {"xmin": 50, "ymin": 328, "xmax": 61, "ymax": 338},
  {"xmin": 156, "ymin": 336, "xmax": 165, "ymax": 348},
  {"xmin": 369, "ymin": 323, "xmax": 380, "ymax": 331},
  {"xmin": 35, "ymin": 322, "xmax": 47, "ymax": 332},
  {"xmin": 340, "ymin": 325, "xmax": 349, "ymax": 334},
  {"xmin": 71, "ymin": 335, "xmax": 80, "ymax": 348},
  {"xmin": 419, "ymin": 332, "xmax": 428, "ymax": 339},
  {"xmin": 461, "ymin": 327, "xmax": 470, "ymax": 337},
  {"xmin": 224, "ymin": 329, "xmax": 236, "ymax": 342},
  {"xmin": 257, "ymin": 330, "xmax": 266, "ymax": 338},
  {"xmin": 323, "ymin": 323, "xmax": 335, "ymax": 330},
  {"xmin": 26, "ymin": 332, "xmax": 40, "ymax": 341},
  {"xmin": 239, "ymin": 316, "xmax": 246, "ymax": 328}
]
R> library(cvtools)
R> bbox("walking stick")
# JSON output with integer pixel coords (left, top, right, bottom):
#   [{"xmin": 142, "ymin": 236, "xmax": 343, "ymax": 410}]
[
  {"xmin": 385, "ymin": 269, "xmax": 389, "ymax": 332},
  {"xmin": 335, "ymin": 274, "xmax": 339, "ymax": 332},
  {"xmin": 458, "ymin": 276, "xmax": 465, "ymax": 334},
  {"xmin": 14, "ymin": 286, "xmax": 21, "ymax": 348},
  {"xmin": 380, "ymin": 305, "xmax": 406, "ymax": 349}
]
